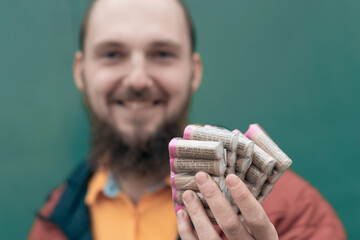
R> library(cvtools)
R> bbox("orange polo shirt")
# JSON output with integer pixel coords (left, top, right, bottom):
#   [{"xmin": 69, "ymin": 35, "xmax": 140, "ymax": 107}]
[{"xmin": 84, "ymin": 169, "xmax": 178, "ymax": 240}]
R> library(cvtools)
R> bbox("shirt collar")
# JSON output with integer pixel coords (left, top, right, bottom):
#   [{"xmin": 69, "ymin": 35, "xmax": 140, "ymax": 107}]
[{"xmin": 84, "ymin": 168, "xmax": 108, "ymax": 206}]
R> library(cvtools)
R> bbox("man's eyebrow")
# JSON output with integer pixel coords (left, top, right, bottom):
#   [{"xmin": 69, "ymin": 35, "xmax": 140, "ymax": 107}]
[
  {"xmin": 150, "ymin": 41, "xmax": 182, "ymax": 50},
  {"xmin": 94, "ymin": 41, "xmax": 127, "ymax": 51}
]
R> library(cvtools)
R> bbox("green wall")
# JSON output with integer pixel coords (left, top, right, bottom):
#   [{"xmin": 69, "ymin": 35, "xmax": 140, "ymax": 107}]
[{"xmin": 1, "ymin": 0, "xmax": 359, "ymax": 238}]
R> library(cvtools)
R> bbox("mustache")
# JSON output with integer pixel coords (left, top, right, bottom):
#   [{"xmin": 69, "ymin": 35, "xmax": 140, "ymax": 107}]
[{"xmin": 110, "ymin": 87, "xmax": 167, "ymax": 102}]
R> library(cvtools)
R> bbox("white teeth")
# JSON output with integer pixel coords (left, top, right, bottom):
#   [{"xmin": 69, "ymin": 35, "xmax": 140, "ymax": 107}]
[{"xmin": 123, "ymin": 101, "xmax": 153, "ymax": 110}]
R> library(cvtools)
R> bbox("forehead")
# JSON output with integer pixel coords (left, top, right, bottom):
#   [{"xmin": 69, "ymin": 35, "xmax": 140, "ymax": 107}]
[{"xmin": 86, "ymin": 0, "xmax": 190, "ymax": 51}]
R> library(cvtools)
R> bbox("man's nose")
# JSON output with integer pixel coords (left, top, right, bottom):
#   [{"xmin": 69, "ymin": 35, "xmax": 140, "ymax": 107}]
[{"xmin": 123, "ymin": 52, "xmax": 152, "ymax": 92}]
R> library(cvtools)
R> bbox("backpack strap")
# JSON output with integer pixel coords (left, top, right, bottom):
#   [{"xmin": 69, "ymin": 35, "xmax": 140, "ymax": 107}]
[{"xmin": 50, "ymin": 162, "xmax": 93, "ymax": 240}]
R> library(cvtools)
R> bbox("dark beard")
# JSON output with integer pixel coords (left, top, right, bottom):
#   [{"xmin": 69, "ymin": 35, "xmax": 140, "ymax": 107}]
[
  {"xmin": 82, "ymin": 82, "xmax": 192, "ymax": 178},
  {"xmin": 88, "ymin": 116, "xmax": 184, "ymax": 177}
]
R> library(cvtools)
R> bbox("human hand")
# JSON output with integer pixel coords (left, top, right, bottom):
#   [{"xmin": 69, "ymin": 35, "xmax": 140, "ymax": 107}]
[{"xmin": 176, "ymin": 172, "xmax": 278, "ymax": 240}]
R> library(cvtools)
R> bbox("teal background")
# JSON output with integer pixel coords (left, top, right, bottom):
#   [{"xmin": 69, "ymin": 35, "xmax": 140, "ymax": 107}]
[{"xmin": 0, "ymin": 0, "xmax": 359, "ymax": 239}]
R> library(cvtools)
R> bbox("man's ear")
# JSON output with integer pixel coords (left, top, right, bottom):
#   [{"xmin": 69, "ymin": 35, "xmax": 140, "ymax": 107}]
[
  {"xmin": 191, "ymin": 53, "xmax": 203, "ymax": 94},
  {"xmin": 73, "ymin": 51, "xmax": 85, "ymax": 93}
]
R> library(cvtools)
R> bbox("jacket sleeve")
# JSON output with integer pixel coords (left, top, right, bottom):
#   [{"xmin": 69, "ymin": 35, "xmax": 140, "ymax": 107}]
[
  {"xmin": 27, "ymin": 185, "xmax": 68, "ymax": 240},
  {"xmin": 263, "ymin": 170, "xmax": 347, "ymax": 240}
]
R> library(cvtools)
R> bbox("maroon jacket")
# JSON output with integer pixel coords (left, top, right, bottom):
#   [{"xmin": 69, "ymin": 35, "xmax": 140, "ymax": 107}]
[{"xmin": 28, "ymin": 166, "xmax": 346, "ymax": 240}]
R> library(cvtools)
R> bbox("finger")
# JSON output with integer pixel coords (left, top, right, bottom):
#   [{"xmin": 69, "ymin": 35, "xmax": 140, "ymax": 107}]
[
  {"xmin": 195, "ymin": 172, "xmax": 254, "ymax": 240},
  {"xmin": 226, "ymin": 174, "xmax": 278, "ymax": 240},
  {"xmin": 177, "ymin": 209, "xmax": 197, "ymax": 240},
  {"xmin": 182, "ymin": 190, "xmax": 221, "ymax": 240}
]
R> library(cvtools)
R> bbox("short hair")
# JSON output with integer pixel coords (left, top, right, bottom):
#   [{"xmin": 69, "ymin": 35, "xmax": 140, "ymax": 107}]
[{"xmin": 79, "ymin": 0, "xmax": 196, "ymax": 53}]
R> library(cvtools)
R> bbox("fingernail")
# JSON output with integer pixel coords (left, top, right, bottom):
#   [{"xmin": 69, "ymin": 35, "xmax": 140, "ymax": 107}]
[
  {"xmin": 177, "ymin": 209, "xmax": 185, "ymax": 221},
  {"xmin": 183, "ymin": 191, "xmax": 194, "ymax": 204},
  {"xmin": 227, "ymin": 174, "xmax": 240, "ymax": 188},
  {"xmin": 195, "ymin": 172, "xmax": 208, "ymax": 185}
]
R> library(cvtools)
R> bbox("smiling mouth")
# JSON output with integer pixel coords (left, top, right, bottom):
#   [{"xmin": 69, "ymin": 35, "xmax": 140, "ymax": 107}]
[{"xmin": 115, "ymin": 100, "xmax": 162, "ymax": 110}]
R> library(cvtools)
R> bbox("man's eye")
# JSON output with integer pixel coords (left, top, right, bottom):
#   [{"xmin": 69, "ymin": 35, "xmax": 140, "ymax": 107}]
[
  {"xmin": 155, "ymin": 51, "xmax": 174, "ymax": 58},
  {"xmin": 105, "ymin": 51, "xmax": 119, "ymax": 58}
]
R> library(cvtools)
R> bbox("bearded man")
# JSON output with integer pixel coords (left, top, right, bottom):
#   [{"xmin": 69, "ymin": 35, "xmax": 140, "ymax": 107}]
[{"xmin": 28, "ymin": 0, "xmax": 346, "ymax": 239}]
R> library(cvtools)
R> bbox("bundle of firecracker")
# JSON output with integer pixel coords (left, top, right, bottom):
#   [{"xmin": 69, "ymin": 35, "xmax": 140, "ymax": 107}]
[{"xmin": 169, "ymin": 124, "xmax": 293, "ymax": 223}]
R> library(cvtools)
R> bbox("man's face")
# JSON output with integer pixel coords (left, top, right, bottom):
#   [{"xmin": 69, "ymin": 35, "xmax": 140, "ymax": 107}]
[{"xmin": 75, "ymin": 0, "xmax": 202, "ymax": 143}]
